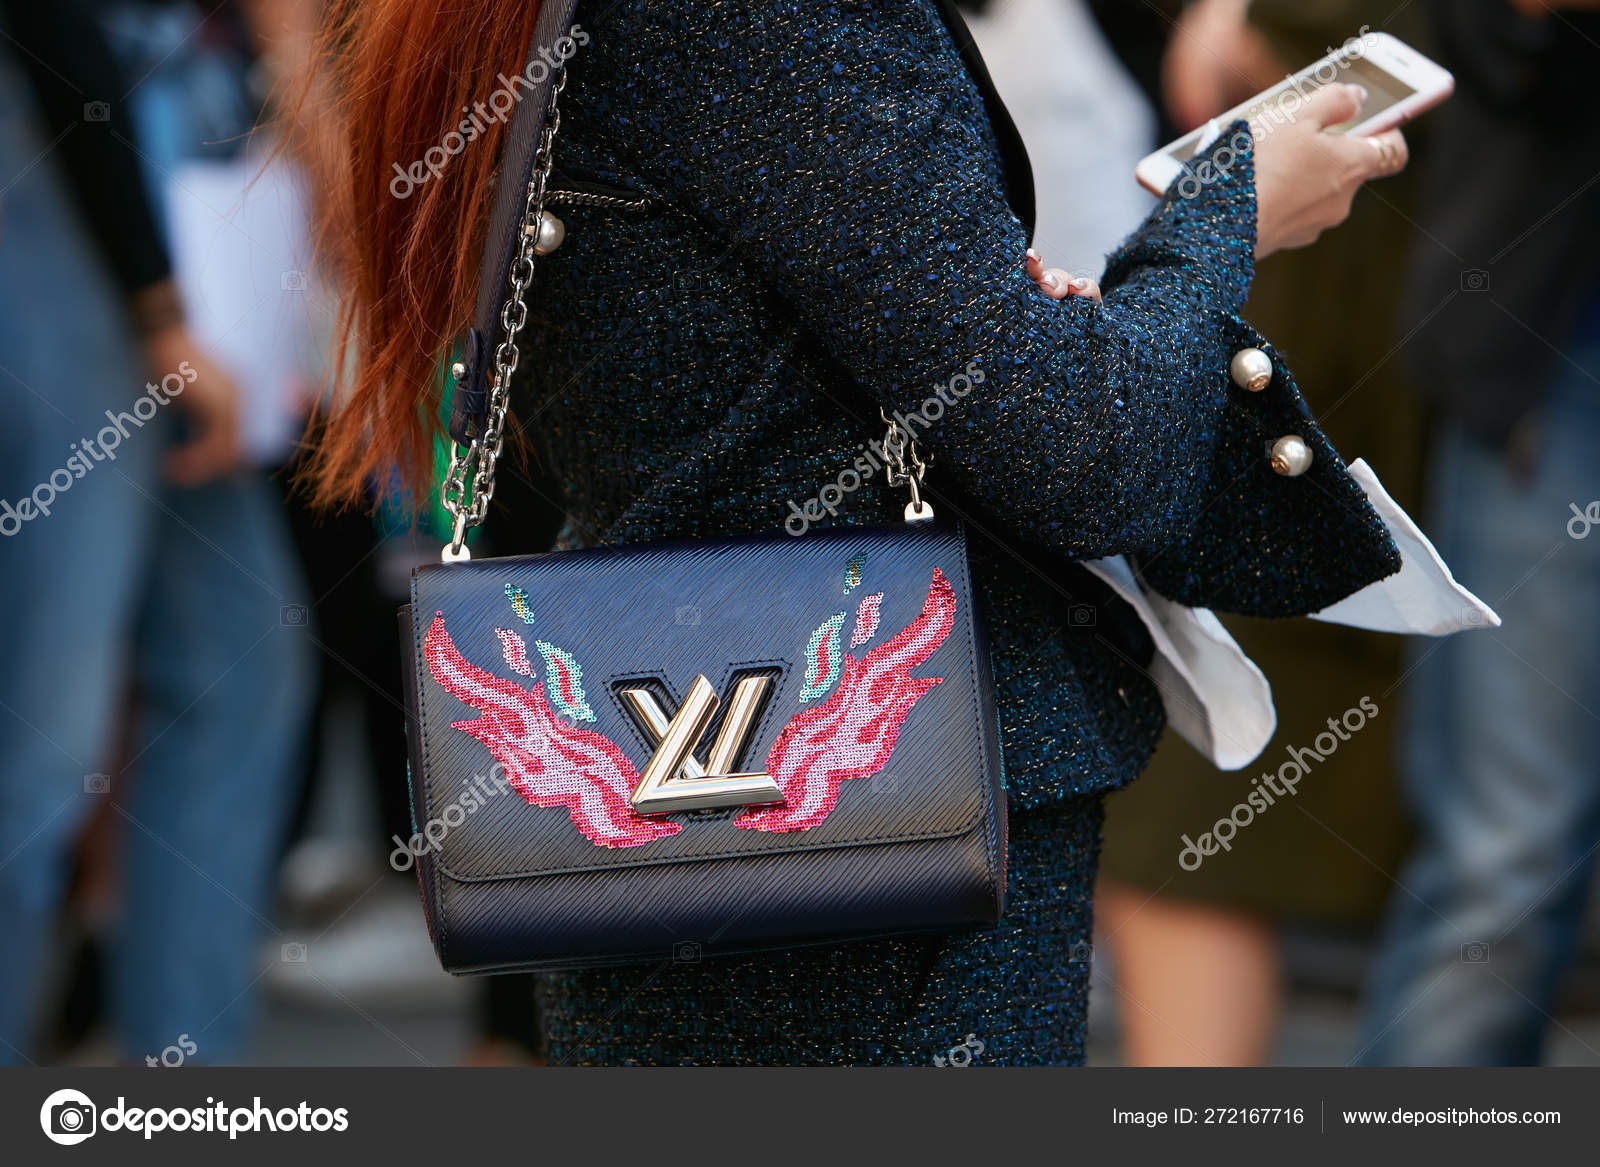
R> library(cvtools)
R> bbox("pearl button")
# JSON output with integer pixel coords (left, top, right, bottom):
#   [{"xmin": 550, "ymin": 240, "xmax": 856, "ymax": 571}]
[
  {"xmin": 1230, "ymin": 347, "xmax": 1273, "ymax": 393},
  {"xmin": 531, "ymin": 211, "xmax": 566, "ymax": 255},
  {"xmin": 1270, "ymin": 434, "xmax": 1313, "ymax": 477},
  {"xmin": 450, "ymin": 361, "xmax": 466, "ymax": 381}
]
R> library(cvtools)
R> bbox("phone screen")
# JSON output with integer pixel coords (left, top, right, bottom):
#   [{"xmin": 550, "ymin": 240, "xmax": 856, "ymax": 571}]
[{"xmin": 1162, "ymin": 53, "xmax": 1417, "ymax": 164}]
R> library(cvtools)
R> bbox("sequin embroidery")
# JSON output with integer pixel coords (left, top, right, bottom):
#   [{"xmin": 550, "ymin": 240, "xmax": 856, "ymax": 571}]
[
  {"xmin": 504, "ymin": 583, "xmax": 537, "ymax": 625},
  {"xmin": 534, "ymin": 639, "xmax": 597, "ymax": 723},
  {"xmin": 798, "ymin": 612, "xmax": 846, "ymax": 701},
  {"xmin": 739, "ymin": 569, "xmax": 955, "ymax": 833},
  {"xmin": 424, "ymin": 613, "xmax": 679, "ymax": 848},
  {"xmin": 843, "ymin": 553, "xmax": 866, "ymax": 594},
  {"xmin": 850, "ymin": 591, "xmax": 884, "ymax": 648}
]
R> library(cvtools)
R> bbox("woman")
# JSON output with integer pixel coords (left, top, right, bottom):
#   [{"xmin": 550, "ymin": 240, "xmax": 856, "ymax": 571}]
[{"xmin": 311, "ymin": 0, "xmax": 1409, "ymax": 1065}]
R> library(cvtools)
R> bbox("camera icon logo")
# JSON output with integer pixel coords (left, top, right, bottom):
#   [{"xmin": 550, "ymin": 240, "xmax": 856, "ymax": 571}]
[
  {"xmin": 83, "ymin": 101, "xmax": 110, "ymax": 122},
  {"xmin": 1068, "ymin": 604, "xmax": 1097, "ymax": 628},
  {"xmin": 40, "ymin": 1088, "xmax": 97, "ymax": 1145},
  {"xmin": 280, "ymin": 604, "xmax": 309, "ymax": 627},
  {"xmin": 281, "ymin": 941, "xmax": 308, "ymax": 963},
  {"xmin": 1460, "ymin": 268, "xmax": 1490, "ymax": 293},
  {"xmin": 674, "ymin": 605, "xmax": 702, "ymax": 627},
  {"xmin": 83, "ymin": 772, "xmax": 111, "ymax": 795},
  {"xmin": 1460, "ymin": 941, "xmax": 1491, "ymax": 964},
  {"xmin": 281, "ymin": 270, "xmax": 308, "ymax": 292},
  {"xmin": 673, "ymin": 940, "xmax": 702, "ymax": 963}
]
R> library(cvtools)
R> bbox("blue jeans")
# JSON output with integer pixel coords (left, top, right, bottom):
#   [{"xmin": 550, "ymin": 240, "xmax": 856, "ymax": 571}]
[
  {"xmin": 1359, "ymin": 350, "xmax": 1600, "ymax": 1065},
  {"xmin": 0, "ymin": 49, "xmax": 311, "ymax": 1064}
]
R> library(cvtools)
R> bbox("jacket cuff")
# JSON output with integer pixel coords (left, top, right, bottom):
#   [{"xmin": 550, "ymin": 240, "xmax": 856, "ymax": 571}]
[{"xmin": 1136, "ymin": 314, "xmax": 1404, "ymax": 616}]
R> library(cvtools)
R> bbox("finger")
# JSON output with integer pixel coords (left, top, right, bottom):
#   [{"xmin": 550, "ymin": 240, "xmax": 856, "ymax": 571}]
[
  {"xmin": 1359, "ymin": 129, "xmax": 1409, "ymax": 179},
  {"xmin": 1069, "ymin": 277, "xmax": 1102, "ymax": 303},
  {"xmin": 1025, "ymin": 248, "xmax": 1045, "ymax": 284},
  {"xmin": 1037, "ymin": 267, "xmax": 1074, "ymax": 300},
  {"xmin": 1302, "ymin": 82, "xmax": 1366, "ymax": 131}
]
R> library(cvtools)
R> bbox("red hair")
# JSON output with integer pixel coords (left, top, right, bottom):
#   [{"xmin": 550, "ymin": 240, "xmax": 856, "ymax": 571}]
[{"xmin": 306, "ymin": 0, "xmax": 543, "ymax": 507}]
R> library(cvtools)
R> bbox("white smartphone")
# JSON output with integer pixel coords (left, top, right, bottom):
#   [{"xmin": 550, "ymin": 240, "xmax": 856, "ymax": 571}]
[{"xmin": 1134, "ymin": 30, "xmax": 1454, "ymax": 195}]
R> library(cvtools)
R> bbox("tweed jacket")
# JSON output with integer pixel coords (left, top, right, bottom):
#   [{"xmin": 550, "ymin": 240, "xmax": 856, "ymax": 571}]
[{"xmin": 516, "ymin": 0, "xmax": 1402, "ymax": 812}]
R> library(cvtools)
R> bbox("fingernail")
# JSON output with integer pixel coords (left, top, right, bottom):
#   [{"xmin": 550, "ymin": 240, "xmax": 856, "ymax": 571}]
[
  {"xmin": 1070, "ymin": 278, "xmax": 1090, "ymax": 291},
  {"xmin": 1350, "ymin": 83, "xmax": 1369, "ymax": 105},
  {"xmin": 1042, "ymin": 273, "xmax": 1063, "ymax": 290},
  {"xmin": 1026, "ymin": 248, "xmax": 1042, "ymax": 264}
]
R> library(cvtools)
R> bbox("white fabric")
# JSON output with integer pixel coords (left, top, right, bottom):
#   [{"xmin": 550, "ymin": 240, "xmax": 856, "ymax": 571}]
[
  {"xmin": 1083, "ymin": 460, "xmax": 1499, "ymax": 770},
  {"xmin": 1081, "ymin": 555, "xmax": 1277, "ymax": 771},
  {"xmin": 1312, "ymin": 459, "xmax": 1502, "ymax": 635},
  {"xmin": 164, "ymin": 154, "xmax": 330, "ymax": 465}
]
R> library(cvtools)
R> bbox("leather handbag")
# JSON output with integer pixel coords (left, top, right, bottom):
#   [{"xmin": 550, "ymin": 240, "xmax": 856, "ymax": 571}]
[{"xmin": 401, "ymin": 0, "xmax": 1007, "ymax": 973}]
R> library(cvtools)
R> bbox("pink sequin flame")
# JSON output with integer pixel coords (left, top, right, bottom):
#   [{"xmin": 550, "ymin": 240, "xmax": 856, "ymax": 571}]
[
  {"xmin": 424, "ymin": 614, "xmax": 680, "ymax": 848},
  {"xmin": 850, "ymin": 591, "xmax": 884, "ymax": 648},
  {"xmin": 737, "ymin": 569, "xmax": 956, "ymax": 833}
]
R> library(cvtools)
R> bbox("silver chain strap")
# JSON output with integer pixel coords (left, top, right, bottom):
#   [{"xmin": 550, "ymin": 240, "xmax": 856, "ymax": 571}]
[
  {"xmin": 440, "ymin": 67, "xmax": 568, "ymax": 562},
  {"xmin": 438, "ymin": 62, "xmax": 934, "ymax": 558}
]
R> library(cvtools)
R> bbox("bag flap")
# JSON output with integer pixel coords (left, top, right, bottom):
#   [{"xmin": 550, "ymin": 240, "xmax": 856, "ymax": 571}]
[{"xmin": 406, "ymin": 522, "xmax": 997, "ymax": 884}]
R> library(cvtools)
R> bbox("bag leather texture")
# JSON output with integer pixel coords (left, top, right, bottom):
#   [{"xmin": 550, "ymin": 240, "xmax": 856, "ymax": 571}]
[{"xmin": 402, "ymin": 520, "xmax": 1007, "ymax": 973}]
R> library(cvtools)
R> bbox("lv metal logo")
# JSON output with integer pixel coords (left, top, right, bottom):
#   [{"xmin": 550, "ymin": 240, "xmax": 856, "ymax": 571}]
[{"xmin": 619, "ymin": 675, "xmax": 784, "ymax": 813}]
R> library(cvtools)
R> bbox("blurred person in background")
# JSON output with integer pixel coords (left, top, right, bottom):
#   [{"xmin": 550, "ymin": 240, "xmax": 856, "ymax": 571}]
[
  {"xmin": 1359, "ymin": 0, "xmax": 1600, "ymax": 1066},
  {"xmin": 0, "ymin": 0, "xmax": 311, "ymax": 1064},
  {"xmin": 1070, "ymin": 0, "xmax": 1436, "ymax": 1065}
]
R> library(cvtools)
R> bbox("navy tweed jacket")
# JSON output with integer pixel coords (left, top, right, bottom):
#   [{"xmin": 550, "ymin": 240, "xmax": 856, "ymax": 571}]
[{"xmin": 511, "ymin": 0, "xmax": 1401, "ymax": 1063}]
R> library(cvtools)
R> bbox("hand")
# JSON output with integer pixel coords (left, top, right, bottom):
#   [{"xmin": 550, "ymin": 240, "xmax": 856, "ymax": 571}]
[
  {"xmin": 1161, "ymin": 0, "xmax": 1286, "ymax": 131},
  {"xmin": 143, "ymin": 325, "xmax": 243, "ymax": 485},
  {"xmin": 1252, "ymin": 83, "xmax": 1408, "ymax": 259},
  {"xmin": 1024, "ymin": 249, "xmax": 1101, "ymax": 302}
]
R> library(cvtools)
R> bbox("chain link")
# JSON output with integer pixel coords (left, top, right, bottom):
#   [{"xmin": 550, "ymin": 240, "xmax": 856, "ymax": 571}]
[
  {"xmin": 441, "ymin": 67, "xmax": 568, "ymax": 561},
  {"xmin": 547, "ymin": 188, "xmax": 653, "ymax": 211},
  {"xmin": 879, "ymin": 408, "xmax": 935, "ymax": 521}
]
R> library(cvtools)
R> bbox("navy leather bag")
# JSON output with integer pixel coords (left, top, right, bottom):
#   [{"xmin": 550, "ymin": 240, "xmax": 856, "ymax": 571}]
[{"xmin": 401, "ymin": 3, "xmax": 1006, "ymax": 973}]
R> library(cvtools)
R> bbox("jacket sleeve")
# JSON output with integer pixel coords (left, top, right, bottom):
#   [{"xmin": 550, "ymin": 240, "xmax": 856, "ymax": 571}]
[{"xmin": 588, "ymin": 0, "xmax": 1399, "ymax": 615}]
